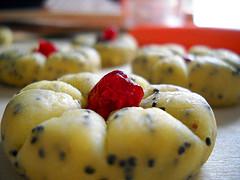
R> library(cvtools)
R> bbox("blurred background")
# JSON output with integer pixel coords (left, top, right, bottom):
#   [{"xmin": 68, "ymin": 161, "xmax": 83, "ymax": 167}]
[{"xmin": 0, "ymin": 0, "xmax": 239, "ymax": 36}]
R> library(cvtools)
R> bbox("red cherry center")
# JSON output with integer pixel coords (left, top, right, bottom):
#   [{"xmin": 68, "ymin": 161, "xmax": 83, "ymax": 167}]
[
  {"xmin": 87, "ymin": 70, "xmax": 144, "ymax": 119},
  {"xmin": 34, "ymin": 39, "xmax": 57, "ymax": 57},
  {"xmin": 102, "ymin": 27, "xmax": 118, "ymax": 41}
]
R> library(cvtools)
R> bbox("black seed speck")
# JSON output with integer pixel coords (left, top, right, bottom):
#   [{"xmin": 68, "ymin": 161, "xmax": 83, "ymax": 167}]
[
  {"xmin": 14, "ymin": 161, "xmax": 19, "ymax": 168},
  {"xmin": 178, "ymin": 146, "xmax": 185, "ymax": 155},
  {"xmin": 217, "ymin": 94, "xmax": 223, "ymax": 99},
  {"xmin": 196, "ymin": 63, "xmax": 201, "ymax": 68},
  {"xmin": 184, "ymin": 110, "xmax": 191, "ymax": 117},
  {"xmin": 152, "ymin": 102, "xmax": 157, "ymax": 107},
  {"xmin": 86, "ymin": 110, "xmax": 91, "ymax": 113},
  {"xmin": 13, "ymin": 103, "xmax": 22, "ymax": 115},
  {"xmin": 30, "ymin": 136, "xmax": 38, "ymax": 144},
  {"xmin": 32, "ymin": 126, "xmax": 44, "ymax": 133},
  {"xmin": 113, "ymin": 114, "xmax": 119, "ymax": 119},
  {"xmin": 152, "ymin": 97, "xmax": 156, "ymax": 101},
  {"xmin": 147, "ymin": 159, "xmax": 155, "ymax": 168},
  {"xmin": 183, "ymin": 56, "xmax": 193, "ymax": 63},
  {"xmin": 186, "ymin": 174, "xmax": 193, "ymax": 180},
  {"xmin": 205, "ymin": 137, "xmax": 211, "ymax": 146},
  {"xmin": 159, "ymin": 107, "xmax": 166, "ymax": 111},
  {"xmin": 9, "ymin": 149, "xmax": 18, "ymax": 157},
  {"xmin": 206, "ymin": 105, "xmax": 211, "ymax": 111},
  {"xmin": 107, "ymin": 154, "xmax": 117, "ymax": 165},
  {"xmin": 153, "ymin": 88, "xmax": 159, "ymax": 94},
  {"xmin": 128, "ymin": 157, "xmax": 136, "ymax": 167},
  {"xmin": 125, "ymin": 175, "xmax": 133, "ymax": 180},
  {"xmin": 119, "ymin": 160, "xmax": 126, "ymax": 167},
  {"xmin": 77, "ymin": 100, "xmax": 81, "ymax": 106},
  {"xmin": 35, "ymin": 97, "xmax": 41, "ymax": 101},
  {"xmin": 59, "ymin": 151, "xmax": 66, "ymax": 160},
  {"xmin": 84, "ymin": 166, "xmax": 95, "ymax": 174},
  {"xmin": 83, "ymin": 114, "xmax": 89, "ymax": 119},
  {"xmin": 167, "ymin": 67, "xmax": 173, "ymax": 74},
  {"xmin": 232, "ymin": 68, "xmax": 240, "ymax": 76},
  {"xmin": 130, "ymin": 77, "xmax": 136, "ymax": 82},
  {"xmin": 184, "ymin": 142, "xmax": 191, "ymax": 148},
  {"xmin": 38, "ymin": 148, "xmax": 45, "ymax": 158}
]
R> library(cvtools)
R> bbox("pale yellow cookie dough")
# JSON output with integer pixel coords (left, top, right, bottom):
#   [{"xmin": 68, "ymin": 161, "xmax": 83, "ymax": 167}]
[
  {"xmin": 17, "ymin": 109, "xmax": 107, "ymax": 180},
  {"xmin": 133, "ymin": 44, "xmax": 240, "ymax": 107},
  {"xmin": 21, "ymin": 80, "xmax": 84, "ymax": 105},
  {"xmin": 0, "ymin": 26, "xmax": 13, "ymax": 46},
  {"xmin": 132, "ymin": 49, "xmax": 188, "ymax": 87},
  {"xmin": 0, "ymin": 50, "xmax": 46, "ymax": 87},
  {"xmin": 1, "ymin": 89, "xmax": 80, "ymax": 164},
  {"xmin": 1, "ymin": 73, "xmax": 217, "ymax": 180},
  {"xmin": 73, "ymin": 33, "xmax": 138, "ymax": 67},
  {"xmin": 188, "ymin": 56, "xmax": 240, "ymax": 107},
  {"xmin": 44, "ymin": 49, "xmax": 100, "ymax": 80},
  {"xmin": 58, "ymin": 72, "xmax": 101, "ymax": 98},
  {"xmin": 0, "ymin": 43, "xmax": 101, "ymax": 87}
]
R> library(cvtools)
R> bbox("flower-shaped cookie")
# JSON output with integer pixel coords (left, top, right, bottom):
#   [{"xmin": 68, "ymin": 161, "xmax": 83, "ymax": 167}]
[
  {"xmin": 132, "ymin": 44, "xmax": 240, "ymax": 107},
  {"xmin": 0, "ymin": 40, "xmax": 100, "ymax": 87},
  {"xmin": 1, "ymin": 70, "xmax": 217, "ymax": 180},
  {"xmin": 73, "ymin": 27, "xmax": 138, "ymax": 67}
]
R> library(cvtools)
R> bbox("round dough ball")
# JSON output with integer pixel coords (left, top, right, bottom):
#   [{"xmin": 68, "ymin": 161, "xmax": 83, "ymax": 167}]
[
  {"xmin": 58, "ymin": 72, "xmax": 101, "ymax": 99},
  {"xmin": 150, "ymin": 55, "xmax": 188, "ymax": 86},
  {"xmin": 144, "ymin": 84, "xmax": 190, "ymax": 98},
  {"xmin": 0, "ymin": 26, "xmax": 13, "ymax": 46},
  {"xmin": 0, "ymin": 50, "xmax": 46, "ymax": 87},
  {"xmin": 73, "ymin": 33, "xmax": 138, "ymax": 67},
  {"xmin": 188, "ymin": 56, "xmax": 240, "ymax": 107},
  {"xmin": 95, "ymin": 34, "xmax": 138, "ymax": 67},
  {"xmin": 1, "ymin": 89, "xmax": 80, "ymax": 163},
  {"xmin": 139, "ymin": 44, "xmax": 185, "ymax": 57},
  {"xmin": 72, "ymin": 33, "xmax": 96, "ymax": 47},
  {"xmin": 73, "ymin": 46, "xmax": 101, "ymax": 70},
  {"xmin": 141, "ymin": 85, "xmax": 216, "ymax": 143},
  {"xmin": 163, "ymin": 44, "xmax": 186, "ymax": 56},
  {"xmin": 1, "ymin": 78, "xmax": 217, "ymax": 180},
  {"xmin": 21, "ymin": 80, "xmax": 84, "ymax": 105},
  {"xmin": 189, "ymin": 46, "xmax": 240, "ymax": 69},
  {"xmin": 107, "ymin": 104, "xmax": 216, "ymax": 180},
  {"xmin": 132, "ymin": 51, "xmax": 188, "ymax": 87},
  {"xmin": 17, "ymin": 109, "xmax": 108, "ymax": 180},
  {"xmin": 44, "ymin": 50, "xmax": 100, "ymax": 80},
  {"xmin": 138, "ymin": 45, "xmax": 174, "ymax": 57},
  {"xmin": 160, "ymin": 43, "xmax": 186, "ymax": 56},
  {"xmin": 189, "ymin": 45, "xmax": 214, "ymax": 56},
  {"xmin": 214, "ymin": 48, "xmax": 240, "ymax": 69}
]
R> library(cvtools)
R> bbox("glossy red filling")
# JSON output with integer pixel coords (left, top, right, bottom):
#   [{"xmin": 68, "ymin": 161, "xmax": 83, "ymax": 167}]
[
  {"xmin": 87, "ymin": 70, "xmax": 144, "ymax": 119},
  {"xmin": 34, "ymin": 39, "xmax": 57, "ymax": 57},
  {"xmin": 102, "ymin": 27, "xmax": 118, "ymax": 41}
]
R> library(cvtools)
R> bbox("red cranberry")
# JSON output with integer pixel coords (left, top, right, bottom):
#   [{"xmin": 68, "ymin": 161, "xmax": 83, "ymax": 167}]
[
  {"xmin": 101, "ymin": 27, "xmax": 118, "ymax": 41},
  {"xmin": 87, "ymin": 70, "xmax": 144, "ymax": 119},
  {"xmin": 34, "ymin": 39, "xmax": 57, "ymax": 57}
]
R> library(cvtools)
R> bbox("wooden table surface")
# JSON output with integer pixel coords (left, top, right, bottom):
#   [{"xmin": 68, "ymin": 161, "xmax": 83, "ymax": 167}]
[{"xmin": 0, "ymin": 66, "xmax": 240, "ymax": 180}]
